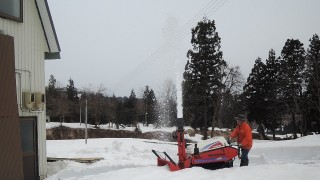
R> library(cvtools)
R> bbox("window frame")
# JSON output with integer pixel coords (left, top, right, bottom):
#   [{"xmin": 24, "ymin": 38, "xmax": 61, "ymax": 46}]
[{"xmin": 0, "ymin": 0, "xmax": 23, "ymax": 22}]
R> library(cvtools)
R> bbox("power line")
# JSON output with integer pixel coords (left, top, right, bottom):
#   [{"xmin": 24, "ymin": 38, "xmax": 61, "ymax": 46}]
[
  {"xmin": 112, "ymin": 0, "xmax": 220, "ymax": 91},
  {"xmin": 112, "ymin": 0, "xmax": 229, "ymax": 93},
  {"xmin": 208, "ymin": 0, "xmax": 229, "ymax": 18}
]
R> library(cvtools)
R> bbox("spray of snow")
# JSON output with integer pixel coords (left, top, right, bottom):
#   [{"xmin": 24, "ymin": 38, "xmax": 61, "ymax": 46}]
[
  {"xmin": 162, "ymin": 14, "xmax": 183, "ymax": 118},
  {"xmin": 175, "ymin": 73, "xmax": 183, "ymax": 118}
]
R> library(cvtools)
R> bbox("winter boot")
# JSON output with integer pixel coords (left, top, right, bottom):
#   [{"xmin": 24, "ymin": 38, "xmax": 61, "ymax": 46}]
[
  {"xmin": 240, "ymin": 160, "xmax": 245, "ymax": 167},
  {"xmin": 240, "ymin": 158, "xmax": 249, "ymax": 167}
]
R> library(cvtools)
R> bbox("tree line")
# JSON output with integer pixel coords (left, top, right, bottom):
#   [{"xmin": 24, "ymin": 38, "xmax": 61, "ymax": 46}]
[
  {"xmin": 47, "ymin": 17, "xmax": 320, "ymax": 139},
  {"xmin": 182, "ymin": 17, "xmax": 320, "ymax": 139},
  {"xmin": 46, "ymin": 76, "xmax": 178, "ymax": 129}
]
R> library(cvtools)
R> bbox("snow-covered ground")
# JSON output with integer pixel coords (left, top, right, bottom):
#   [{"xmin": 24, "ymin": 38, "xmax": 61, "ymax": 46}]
[
  {"xmin": 46, "ymin": 125, "xmax": 320, "ymax": 180},
  {"xmin": 47, "ymin": 122, "xmax": 181, "ymax": 133},
  {"xmin": 46, "ymin": 122, "xmax": 229, "ymax": 133}
]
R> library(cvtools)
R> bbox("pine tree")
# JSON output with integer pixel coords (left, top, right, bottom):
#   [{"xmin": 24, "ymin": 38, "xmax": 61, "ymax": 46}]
[
  {"xmin": 66, "ymin": 78, "xmax": 78, "ymax": 102},
  {"xmin": 127, "ymin": 89, "xmax": 138, "ymax": 126},
  {"xmin": 279, "ymin": 39, "xmax": 305, "ymax": 138},
  {"xmin": 48, "ymin": 75, "xmax": 57, "ymax": 98},
  {"xmin": 183, "ymin": 17, "xmax": 226, "ymax": 139},
  {"xmin": 65, "ymin": 78, "xmax": 79, "ymax": 122},
  {"xmin": 148, "ymin": 89, "xmax": 158, "ymax": 126},
  {"xmin": 263, "ymin": 49, "xmax": 283, "ymax": 139},
  {"xmin": 244, "ymin": 57, "xmax": 267, "ymax": 137},
  {"xmin": 304, "ymin": 34, "xmax": 320, "ymax": 133},
  {"xmin": 116, "ymin": 97, "xmax": 127, "ymax": 127},
  {"xmin": 46, "ymin": 75, "xmax": 57, "ymax": 118},
  {"xmin": 143, "ymin": 86, "xmax": 158, "ymax": 126},
  {"xmin": 182, "ymin": 60, "xmax": 201, "ymax": 127}
]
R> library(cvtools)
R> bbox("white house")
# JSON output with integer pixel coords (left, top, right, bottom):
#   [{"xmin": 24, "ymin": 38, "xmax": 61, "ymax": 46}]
[{"xmin": 0, "ymin": 0, "xmax": 60, "ymax": 179}]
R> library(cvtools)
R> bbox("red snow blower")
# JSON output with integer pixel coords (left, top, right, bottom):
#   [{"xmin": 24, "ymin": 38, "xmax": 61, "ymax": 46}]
[{"xmin": 152, "ymin": 125, "xmax": 238, "ymax": 171}]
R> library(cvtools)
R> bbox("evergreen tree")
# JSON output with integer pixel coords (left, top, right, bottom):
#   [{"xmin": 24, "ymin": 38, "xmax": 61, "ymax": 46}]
[
  {"xmin": 263, "ymin": 49, "xmax": 283, "ymax": 139},
  {"xmin": 304, "ymin": 34, "xmax": 320, "ymax": 133},
  {"xmin": 46, "ymin": 75, "xmax": 58, "ymax": 119},
  {"xmin": 279, "ymin": 39, "xmax": 305, "ymax": 138},
  {"xmin": 116, "ymin": 97, "xmax": 127, "ymax": 127},
  {"xmin": 148, "ymin": 89, "xmax": 158, "ymax": 126},
  {"xmin": 65, "ymin": 78, "xmax": 79, "ymax": 122},
  {"xmin": 66, "ymin": 78, "xmax": 78, "ymax": 102},
  {"xmin": 48, "ymin": 75, "xmax": 57, "ymax": 98},
  {"xmin": 182, "ymin": 60, "xmax": 201, "ymax": 127},
  {"xmin": 127, "ymin": 89, "xmax": 138, "ymax": 126},
  {"xmin": 143, "ymin": 86, "xmax": 158, "ymax": 126},
  {"xmin": 244, "ymin": 57, "xmax": 267, "ymax": 137},
  {"xmin": 183, "ymin": 17, "xmax": 226, "ymax": 139}
]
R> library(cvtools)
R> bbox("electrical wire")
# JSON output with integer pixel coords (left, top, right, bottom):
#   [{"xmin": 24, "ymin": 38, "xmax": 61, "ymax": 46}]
[{"xmin": 112, "ymin": 0, "xmax": 229, "ymax": 92}]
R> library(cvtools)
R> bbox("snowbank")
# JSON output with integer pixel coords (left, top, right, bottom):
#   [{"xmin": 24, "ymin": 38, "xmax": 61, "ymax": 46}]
[{"xmin": 46, "ymin": 135, "xmax": 320, "ymax": 180}]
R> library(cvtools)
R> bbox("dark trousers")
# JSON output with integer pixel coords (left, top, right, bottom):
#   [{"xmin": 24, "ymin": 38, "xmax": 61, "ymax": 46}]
[{"xmin": 240, "ymin": 148, "xmax": 250, "ymax": 166}]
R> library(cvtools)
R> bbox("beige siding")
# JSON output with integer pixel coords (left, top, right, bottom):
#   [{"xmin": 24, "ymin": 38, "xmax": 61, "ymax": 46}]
[{"xmin": 0, "ymin": 0, "xmax": 49, "ymax": 179}]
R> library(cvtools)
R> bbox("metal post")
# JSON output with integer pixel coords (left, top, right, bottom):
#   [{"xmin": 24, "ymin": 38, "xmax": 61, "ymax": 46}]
[
  {"xmin": 145, "ymin": 102, "xmax": 148, "ymax": 126},
  {"xmin": 85, "ymin": 100, "xmax": 88, "ymax": 144},
  {"xmin": 80, "ymin": 104, "xmax": 82, "ymax": 126},
  {"xmin": 78, "ymin": 94, "xmax": 82, "ymax": 126}
]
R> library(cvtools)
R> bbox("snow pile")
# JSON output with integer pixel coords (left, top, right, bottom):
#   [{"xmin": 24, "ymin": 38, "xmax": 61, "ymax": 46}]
[{"xmin": 46, "ymin": 135, "xmax": 320, "ymax": 180}]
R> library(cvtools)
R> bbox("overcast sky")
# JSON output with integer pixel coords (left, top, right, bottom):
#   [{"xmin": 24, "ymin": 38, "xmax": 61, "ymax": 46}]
[{"xmin": 46, "ymin": 0, "xmax": 320, "ymax": 97}]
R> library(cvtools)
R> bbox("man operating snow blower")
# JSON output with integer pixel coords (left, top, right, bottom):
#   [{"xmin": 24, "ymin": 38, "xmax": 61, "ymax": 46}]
[{"xmin": 229, "ymin": 114, "xmax": 252, "ymax": 166}]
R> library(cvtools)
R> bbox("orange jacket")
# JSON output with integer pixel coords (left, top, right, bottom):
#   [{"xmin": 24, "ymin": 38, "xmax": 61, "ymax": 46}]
[{"xmin": 230, "ymin": 121, "xmax": 253, "ymax": 149}]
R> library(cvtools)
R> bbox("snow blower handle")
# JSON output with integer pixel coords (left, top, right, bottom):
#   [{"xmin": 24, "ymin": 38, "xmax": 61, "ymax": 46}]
[
  {"xmin": 152, "ymin": 150, "xmax": 177, "ymax": 166},
  {"xmin": 227, "ymin": 137, "xmax": 238, "ymax": 147},
  {"xmin": 237, "ymin": 144, "xmax": 241, "ymax": 159},
  {"xmin": 152, "ymin": 150, "xmax": 161, "ymax": 159}
]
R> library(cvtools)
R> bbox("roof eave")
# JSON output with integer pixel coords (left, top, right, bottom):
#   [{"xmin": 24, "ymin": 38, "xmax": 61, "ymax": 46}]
[
  {"xmin": 35, "ymin": 0, "xmax": 61, "ymax": 60},
  {"xmin": 45, "ymin": 52, "xmax": 61, "ymax": 60}
]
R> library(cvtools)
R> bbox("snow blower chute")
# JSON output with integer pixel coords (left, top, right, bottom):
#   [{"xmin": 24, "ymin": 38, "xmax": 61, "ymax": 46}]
[{"xmin": 152, "ymin": 124, "xmax": 238, "ymax": 171}]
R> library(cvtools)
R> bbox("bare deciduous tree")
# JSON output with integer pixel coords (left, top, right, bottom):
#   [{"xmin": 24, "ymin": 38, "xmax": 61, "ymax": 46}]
[{"xmin": 211, "ymin": 65, "xmax": 244, "ymax": 137}]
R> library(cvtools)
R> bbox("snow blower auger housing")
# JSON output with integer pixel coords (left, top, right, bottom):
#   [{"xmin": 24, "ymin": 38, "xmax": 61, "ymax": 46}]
[{"xmin": 152, "ymin": 126, "xmax": 238, "ymax": 171}]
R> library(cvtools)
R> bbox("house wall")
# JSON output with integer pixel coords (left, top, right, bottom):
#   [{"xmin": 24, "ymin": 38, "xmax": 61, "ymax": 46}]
[{"xmin": 0, "ymin": 0, "xmax": 50, "ymax": 179}]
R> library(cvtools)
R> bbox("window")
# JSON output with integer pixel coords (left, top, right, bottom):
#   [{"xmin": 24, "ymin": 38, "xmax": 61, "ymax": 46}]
[{"xmin": 0, "ymin": 0, "xmax": 23, "ymax": 22}]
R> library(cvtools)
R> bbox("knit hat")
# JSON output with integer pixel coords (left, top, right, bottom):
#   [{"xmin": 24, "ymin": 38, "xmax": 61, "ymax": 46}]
[{"xmin": 235, "ymin": 114, "xmax": 246, "ymax": 121}]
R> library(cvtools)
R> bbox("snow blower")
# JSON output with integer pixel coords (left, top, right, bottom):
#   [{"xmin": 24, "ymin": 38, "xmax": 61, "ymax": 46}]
[{"xmin": 152, "ymin": 125, "xmax": 238, "ymax": 171}]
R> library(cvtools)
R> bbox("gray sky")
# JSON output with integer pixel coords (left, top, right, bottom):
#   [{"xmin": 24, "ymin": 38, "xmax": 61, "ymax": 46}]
[{"xmin": 46, "ymin": 0, "xmax": 320, "ymax": 97}]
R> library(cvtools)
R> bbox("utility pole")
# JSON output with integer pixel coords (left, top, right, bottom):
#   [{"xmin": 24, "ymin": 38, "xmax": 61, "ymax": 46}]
[
  {"xmin": 144, "ymin": 86, "xmax": 148, "ymax": 127},
  {"xmin": 78, "ymin": 94, "xmax": 82, "ymax": 126},
  {"xmin": 145, "ymin": 102, "xmax": 148, "ymax": 127},
  {"xmin": 80, "ymin": 103, "xmax": 81, "ymax": 126},
  {"xmin": 85, "ymin": 99, "xmax": 88, "ymax": 144}
]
